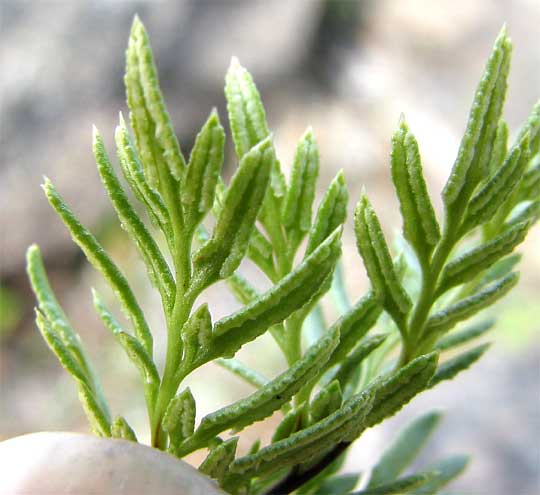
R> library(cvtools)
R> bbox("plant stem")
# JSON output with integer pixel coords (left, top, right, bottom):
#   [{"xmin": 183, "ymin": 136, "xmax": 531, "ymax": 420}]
[
  {"xmin": 264, "ymin": 442, "xmax": 350, "ymax": 495},
  {"xmin": 399, "ymin": 229, "xmax": 456, "ymax": 365},
  {"xmin": 151, "ymin": 287, "xmax": 196, "ymax": 448},
  {"xmin": 148, "ymin": 151, "xmax": 198, "ymax": 448},
  {"xmin": 264, "ymin": 196, "xmax": 290, "ymax": 276}
]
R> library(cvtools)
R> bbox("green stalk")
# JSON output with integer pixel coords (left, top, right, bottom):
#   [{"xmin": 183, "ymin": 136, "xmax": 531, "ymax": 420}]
[
  {"xmin": 148, "ymin": 145, "xmax": 197, "ymax": 447},
  {"xmin": 399, "ymin": 229, "xmax": 456, "ymax": 365},
  {"xmin": 152, "ymin": 292, "xmax": 195, "ymax": 448}
]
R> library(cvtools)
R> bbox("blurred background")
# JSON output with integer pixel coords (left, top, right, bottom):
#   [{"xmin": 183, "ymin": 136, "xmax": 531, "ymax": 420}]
[{"xmin": 1, "ymin": 0, "xmax": 539, "ymax": 493}]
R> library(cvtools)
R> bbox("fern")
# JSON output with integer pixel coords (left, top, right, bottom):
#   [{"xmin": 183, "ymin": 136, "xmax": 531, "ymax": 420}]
[{"xmin": 26, "ymin": 17, "xmax": 538, "ymax": 495}]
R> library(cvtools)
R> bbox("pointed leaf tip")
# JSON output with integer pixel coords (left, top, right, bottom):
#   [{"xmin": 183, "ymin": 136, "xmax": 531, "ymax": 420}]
[
  {"xmin": 118, "ymin": 111, "xmax": 127, "ymax": 127},
  {"xmin": 498, "ymin": 23, "xmax": 508, "ymax": 40},
  {"xmin": 397, "ymin": 112, "xmax": 407, "ymax": 128},
  {"xmin": 443, "ymin": 26, "xmax": 513, "ymax": 209},
  {"xmin": 26, "ymin": 243, "xmax": 40, "ymax": 258},
  {"xmin": 41, "ymin": 176, "xmax": 53, "ymax": 190},
  {"xmin": 303, "ymin": 126, "xmax": 315, "ymax": 140},
  {"xmin": 131, "ymin": 14, "xmax": 146, "ymax": 36},
  {"xmin": 209, "ymin": 107, "xmax": 219, "ymax": 120}
]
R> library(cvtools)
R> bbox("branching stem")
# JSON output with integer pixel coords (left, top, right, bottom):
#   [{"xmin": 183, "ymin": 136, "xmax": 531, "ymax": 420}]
[{"xmin": 400, "ymin": 229, "xmax": 456, "ymax": 365}]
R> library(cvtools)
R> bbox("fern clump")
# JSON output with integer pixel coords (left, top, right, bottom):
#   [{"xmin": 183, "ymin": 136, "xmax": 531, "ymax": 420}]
[{"xmin": 26, "ymin": 17, "xmax": 538, "ymax": 495}]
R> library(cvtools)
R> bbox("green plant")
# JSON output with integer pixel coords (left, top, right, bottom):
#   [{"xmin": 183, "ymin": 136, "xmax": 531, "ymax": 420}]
[{"xmin": 26, "ymin": 17, "xmax": 538, "ymax": 495}]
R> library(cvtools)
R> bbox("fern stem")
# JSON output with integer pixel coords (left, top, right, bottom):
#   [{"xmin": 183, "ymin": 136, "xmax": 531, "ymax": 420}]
[
  {"xmin": 152, "ymin": 287, "xmax": 196, "ymax": 448},
  {"xmin": 400, "ymin": 229, "xmax": 456, "ymax": 365}
]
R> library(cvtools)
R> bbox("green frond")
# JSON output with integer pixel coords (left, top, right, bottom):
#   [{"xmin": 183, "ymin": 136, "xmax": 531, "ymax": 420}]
[{"xmin": 25, "ymin": 18, "xmax": 537, "ymax": 494}]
